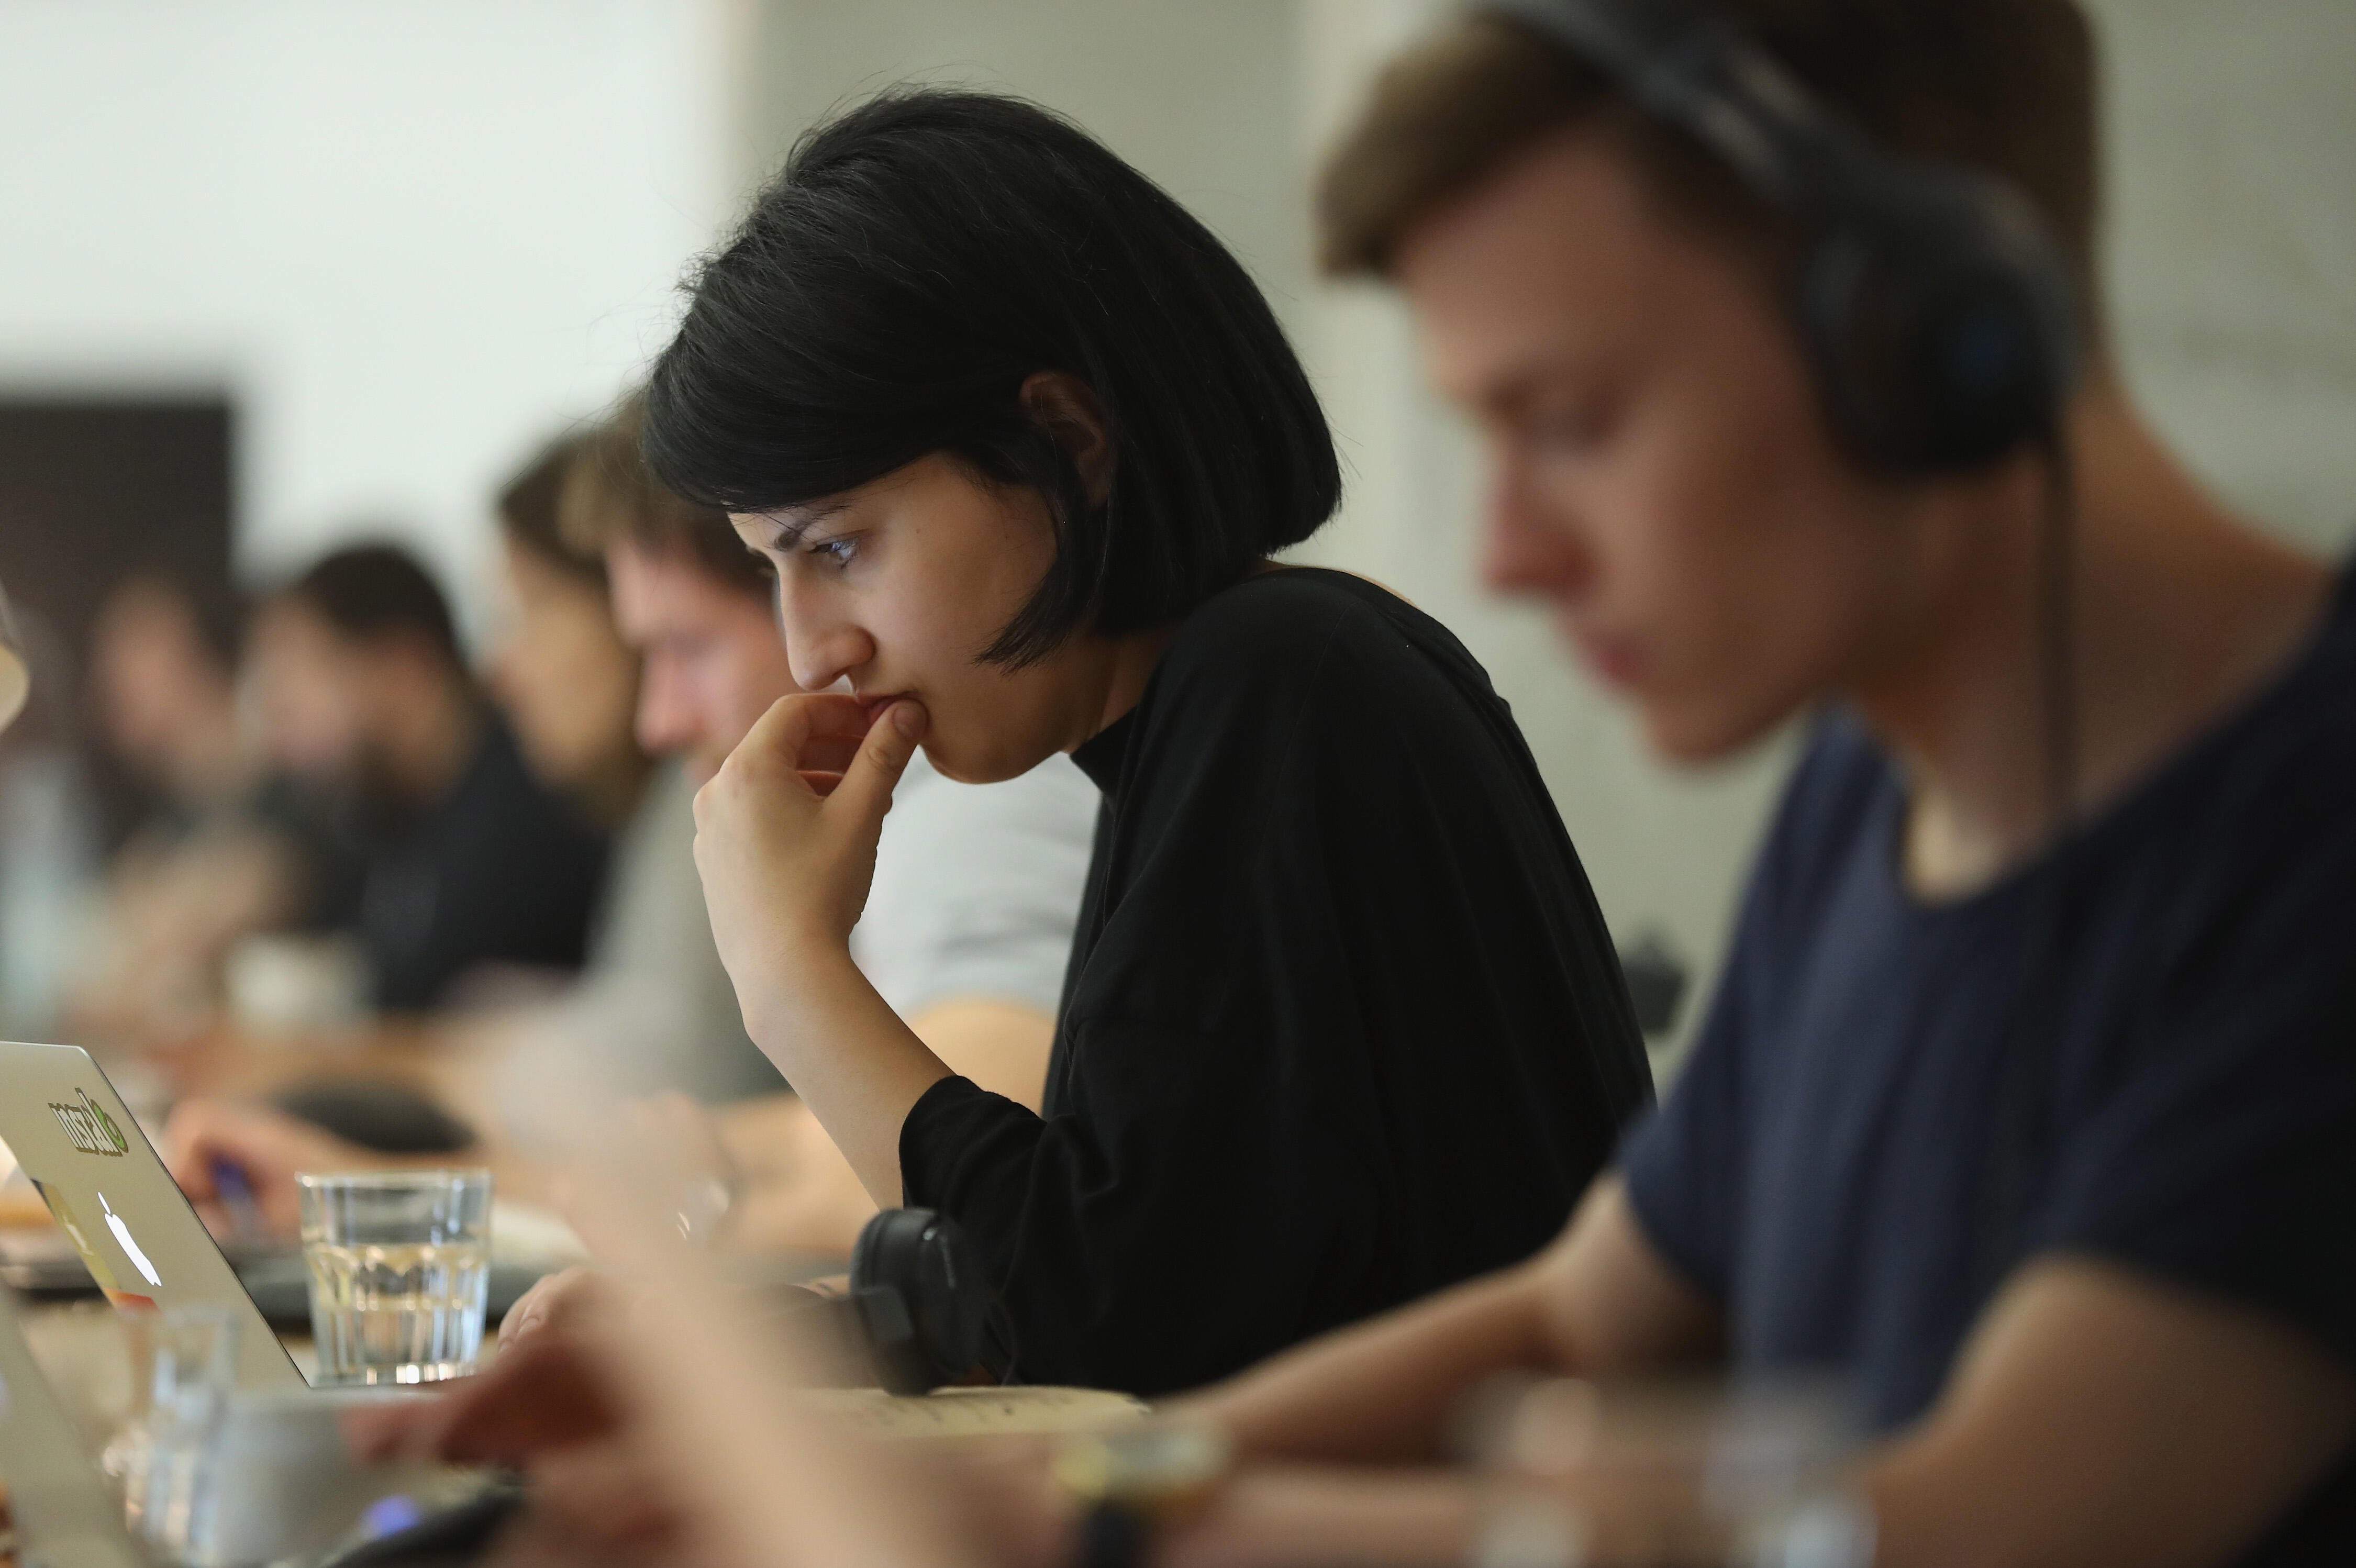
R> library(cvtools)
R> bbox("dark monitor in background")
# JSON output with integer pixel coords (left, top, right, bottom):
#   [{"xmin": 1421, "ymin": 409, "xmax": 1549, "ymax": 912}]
[{"xmin": 0, "ymin": 396, "xmax": 235, "ymax": 845}]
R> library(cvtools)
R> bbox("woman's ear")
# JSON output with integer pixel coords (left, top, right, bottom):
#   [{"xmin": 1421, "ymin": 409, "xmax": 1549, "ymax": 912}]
[{"xmin": 1019, "ymin": 370, "xmax": 1114, "ymax": 505}]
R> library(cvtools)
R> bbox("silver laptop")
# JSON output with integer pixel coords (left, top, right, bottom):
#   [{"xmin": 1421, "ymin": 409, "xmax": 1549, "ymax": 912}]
[
  {"xmin": 0, "ymin": 1040, "xmax": 307, "ymax": 1393},
  {"xmin": 0, "ymin": 1283, "xmax": 152, "ymax": 1567}
]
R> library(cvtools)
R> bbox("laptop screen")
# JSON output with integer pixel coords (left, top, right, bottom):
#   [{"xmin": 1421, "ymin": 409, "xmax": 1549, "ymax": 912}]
[{"xmin": 0, "ymin": 1040, "xmax": 307, "ymax": 1392}]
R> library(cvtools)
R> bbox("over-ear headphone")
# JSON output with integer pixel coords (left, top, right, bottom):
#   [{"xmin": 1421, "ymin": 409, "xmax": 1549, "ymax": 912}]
[
  {"xmin": 1480, "ymin": 0, "xmax": 2081, "ymax": 473},
  {"xmin": 848, "ymin": 1207, "xmax": 1017, "ymax": 1394}
]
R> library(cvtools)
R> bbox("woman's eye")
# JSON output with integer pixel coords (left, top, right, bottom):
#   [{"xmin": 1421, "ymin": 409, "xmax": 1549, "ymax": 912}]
[{"xmin": 807, "ymin": 537, "xmax": 857, "ymax": 569}]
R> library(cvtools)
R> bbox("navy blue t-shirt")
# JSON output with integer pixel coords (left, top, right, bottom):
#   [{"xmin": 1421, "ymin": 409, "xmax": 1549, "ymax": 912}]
[{"xmin": 1622, "ymin": 569, "xmax": 2356, "ymax": 1563}]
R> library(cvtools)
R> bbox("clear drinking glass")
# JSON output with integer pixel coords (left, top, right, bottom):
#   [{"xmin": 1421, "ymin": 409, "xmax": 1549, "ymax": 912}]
[
  {"xmin": 103, "ymin": 1308, "xmax": 161, "ymax": 1528},
  {"xmin": 1468, "ymin": 1375, "xmax": 1875, "ymax": 1568},
  {"xmin": 297, "ymin": 1169, "xmax": 492, "ymax": 1385},
  {"xmin": 132, "ymin": 1305, "xmax": 242, "ymax": 1565}
]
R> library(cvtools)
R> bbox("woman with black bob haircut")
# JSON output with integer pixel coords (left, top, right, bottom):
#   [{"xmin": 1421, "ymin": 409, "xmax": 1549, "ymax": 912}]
[{"xmin": 648, "ymin": 88, "xmax": 1652, "ymax": 1395}]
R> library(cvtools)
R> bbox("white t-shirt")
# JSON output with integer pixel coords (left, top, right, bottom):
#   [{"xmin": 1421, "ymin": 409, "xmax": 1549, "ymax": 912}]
[
  {"xmin": 571, "ymin": 752, "xmax": 1097, "ymax": 1102},
  {"xmin": 853, "ymin": 749, "xmax": 1099, "ymax": 1021}
]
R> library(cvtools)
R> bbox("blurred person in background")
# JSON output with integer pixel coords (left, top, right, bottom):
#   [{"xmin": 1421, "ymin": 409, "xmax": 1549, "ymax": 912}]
[
  {"xmin": 88, "ymin": 573, "xmax": 255, "ymax": 827},
  {"xmin": 64, "ymin": 572, "xmax": 308, "ymax": 1039},
  {"xmin": 247, "ymin": 541, "xmax": 608, "ymax": 1011},
  {"xmin": 527, "ymin": 412, "xmax": 808, "ymax": 1112},
  {"xmin": 484, "ymin": 433, "xmax": 653, "ymax": 836},
  {"xmin": 164, "ymin": 433, "xmax": 708, "ymax": 1224}
]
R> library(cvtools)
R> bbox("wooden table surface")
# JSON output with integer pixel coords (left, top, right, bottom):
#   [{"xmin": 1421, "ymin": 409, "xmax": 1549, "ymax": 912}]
[{"xmin": 7, "ymin": 1290, "xmax": 1140, "ymax": 1467}]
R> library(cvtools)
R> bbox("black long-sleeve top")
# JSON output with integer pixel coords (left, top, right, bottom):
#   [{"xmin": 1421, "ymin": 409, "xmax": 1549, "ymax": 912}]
[{"xmin": 900, "ymin": 569, "xmax": 1653, "ymax": 1395}]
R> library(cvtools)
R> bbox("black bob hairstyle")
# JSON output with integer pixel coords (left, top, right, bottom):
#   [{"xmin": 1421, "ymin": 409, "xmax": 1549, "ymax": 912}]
[{"xmin": 641, "ymin": 89, "xmax": 1342, "ymax": 667}]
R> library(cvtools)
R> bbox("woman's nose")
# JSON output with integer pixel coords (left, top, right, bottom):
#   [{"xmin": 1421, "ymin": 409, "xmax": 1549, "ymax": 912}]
[{"xmin": 776, "ymin": 579, "xmax": 875, "ymax": 694}]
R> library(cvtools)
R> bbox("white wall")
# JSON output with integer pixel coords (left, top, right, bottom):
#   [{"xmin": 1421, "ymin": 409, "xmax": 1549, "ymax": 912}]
[
  {"xmin": 736, "ymin": 0, "xmax": 1311, "ymax": 336},
  {"xmin": 2092, "ymin": 0, "xmax": 2356, "ymax": 552},
  {"xmin": 0, "ymin": 0, "xmax": 738, "ymax": 631}
]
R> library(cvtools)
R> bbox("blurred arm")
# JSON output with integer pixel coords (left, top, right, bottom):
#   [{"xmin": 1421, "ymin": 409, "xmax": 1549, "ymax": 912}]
[
  {"xmin": 1862, "ymin": 1255, "xmax": 2355, "ymax": 1568},
  {"xmin": 164, "ymin": 1098, "xmax": 377, "ymax": 1237},
  {"xmin": 1164, "ymin": 1252, "xmax": 2352, "ymax": 1568},
  {"xmin": 164, "ymin": 1095, "xmax": 549, "ymax": 1238},
  {"xmin": 909, "ymin": 996, "xmax": 1052, "ymax": 1111},
  {"xmin": 716, "ymin": 996, "xmax": 1054, "ymax": 1254},
  {"xmin": 1175, "ymin": 1177, "xmax": 1722, "ymax": 1463}
]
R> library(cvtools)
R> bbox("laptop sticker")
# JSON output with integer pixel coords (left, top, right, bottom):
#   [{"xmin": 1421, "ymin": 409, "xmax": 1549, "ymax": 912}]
[
  {"xmin": 99, "ymin": 1192, "xmax": 164, "ymax": 1288},
  {"xmin": 29, "ymin": 1177, "xmax": 158, "ymax": 1314}
]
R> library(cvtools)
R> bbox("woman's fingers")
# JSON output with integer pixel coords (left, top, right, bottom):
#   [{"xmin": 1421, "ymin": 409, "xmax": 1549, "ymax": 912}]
[
  {"xmin": 527, "ymin": 1436, "xmax": 687, "ymax": 1547},
  {"xmin": 501, "ymin": 1265, "xmax": 608, "ymax": 1349},
  {"xmin": 834, "ymin": 700, "xmax": 927, "ymax": 834},
  {"xmin": 702, "ymin": 691, "xmax": 915, "ymax": 813},
  {"xmin": 691, "ymin": 691, "xmax": 921, "ymax": 999},
  {"xmin": 159, "ymin": 1101, "xmax": 224, "ymax": 1200},
  {"xmin": 737, "ymin": 692, "xmax": 873, "ymax": 776},
  {"xmin": 692, "ymin": 694, "xmax": 864, "ymax": 818}
]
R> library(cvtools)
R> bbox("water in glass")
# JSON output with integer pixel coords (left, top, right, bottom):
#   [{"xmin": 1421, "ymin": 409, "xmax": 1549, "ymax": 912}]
[
  {"xmin": 305, "ymin": 1238, "xmax": 489, "ymax": 1384},
  {"xmin": 298, "ymin": 1169, "xmax": 491, "ymax": 1386}
]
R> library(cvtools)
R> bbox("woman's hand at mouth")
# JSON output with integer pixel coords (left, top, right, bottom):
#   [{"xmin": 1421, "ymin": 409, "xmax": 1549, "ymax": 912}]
[
  {"xmin": 695, "ymin": 691, "xmax": 926, "ymax": 962},
  {"xmin": 691, "ymin": 692, "xmax": 950, "ymax": 1206}
]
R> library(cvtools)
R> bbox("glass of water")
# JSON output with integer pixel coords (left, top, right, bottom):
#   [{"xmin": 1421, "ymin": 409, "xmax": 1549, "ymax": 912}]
[
  {"xmin": 134, "ymin": 1304, "xmax": 242, "ymax": 1563},
  {"xmin": 1468, "ymin": 1375, "xmax": 1874, "ymax": 1568},
  {"xmin": 297, "ymin": 1170, "xmax": 492, "ymax": 1385}
]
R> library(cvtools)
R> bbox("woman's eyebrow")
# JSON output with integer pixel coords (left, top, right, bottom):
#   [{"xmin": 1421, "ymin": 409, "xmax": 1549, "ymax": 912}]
[{"xmin": 765, "ymin": 499, "xmax": 853, "ymax": 551}]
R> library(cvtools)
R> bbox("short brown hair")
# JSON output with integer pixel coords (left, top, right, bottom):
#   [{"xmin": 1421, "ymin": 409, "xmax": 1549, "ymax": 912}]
[
  {"xmin": 1319, "ymin": 1, "xmax": 2099, "ymax": 315},
  {"xmin": 496, "ymin": 432, "xmax": 603, "ymax": 587},
  {"xmin": 560, "ymin": 396, "xmax": 771, "ymax": 600}
]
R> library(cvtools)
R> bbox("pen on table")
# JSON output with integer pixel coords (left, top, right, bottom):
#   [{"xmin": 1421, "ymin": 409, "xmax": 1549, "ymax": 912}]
[{"xmin": 209, "ymin": 1155, "xmax": 268, "ymax": 1250}]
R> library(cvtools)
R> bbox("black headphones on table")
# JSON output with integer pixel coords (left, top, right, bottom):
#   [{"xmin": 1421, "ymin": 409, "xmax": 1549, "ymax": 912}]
[
  {"xmin": 848, "ymin": 1207, "xmax": 1018, "ymax": 1394},
  {"xmin": 1481, "ymin": 0, "xmax": 2081, "ymax": 473}
]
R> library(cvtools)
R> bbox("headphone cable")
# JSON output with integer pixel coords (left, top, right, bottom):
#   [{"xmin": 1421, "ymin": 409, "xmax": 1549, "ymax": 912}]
[{"xmin": 1972, "ymin": 424, "xmax": 2082, "ymax": 1302}]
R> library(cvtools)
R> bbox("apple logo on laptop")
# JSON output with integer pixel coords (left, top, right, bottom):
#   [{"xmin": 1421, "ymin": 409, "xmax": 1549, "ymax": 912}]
[{"xmin": 98, "ymin": 1193, "xmax": 163, "ymax": 1288}]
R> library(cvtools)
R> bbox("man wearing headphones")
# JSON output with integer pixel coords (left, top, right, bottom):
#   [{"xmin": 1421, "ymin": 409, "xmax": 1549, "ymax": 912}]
[{"xmin": 1132, "ymin": 3, "xmax": 2355, "ymax": 1566}]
